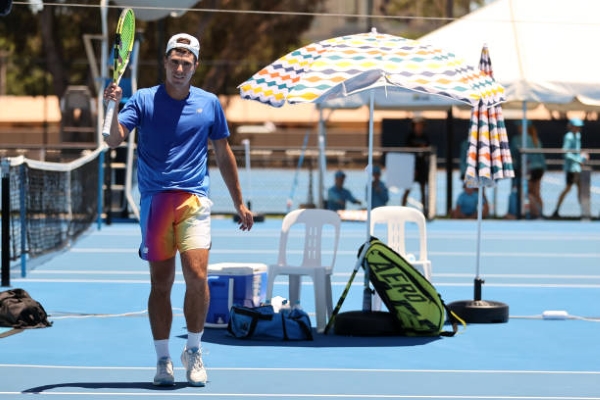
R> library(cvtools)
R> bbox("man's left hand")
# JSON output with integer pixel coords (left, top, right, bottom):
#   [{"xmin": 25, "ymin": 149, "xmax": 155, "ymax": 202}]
[{"xmin": 236, "ymin": 205, "xmax": 254, "ymax": 231}]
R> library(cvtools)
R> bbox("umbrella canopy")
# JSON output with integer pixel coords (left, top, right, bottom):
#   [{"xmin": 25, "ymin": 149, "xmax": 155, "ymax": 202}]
[
  {"xmin": 239, "ymin": 29, "xmax": 505, "ymax": 109},
  {"xmin": 464, "ymin": 45, "xmax": 514, "ymax": 189}
]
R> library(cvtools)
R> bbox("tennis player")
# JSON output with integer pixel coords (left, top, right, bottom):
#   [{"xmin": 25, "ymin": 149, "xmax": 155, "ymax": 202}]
[{"xmin": 104, "ymin": 33, "xmax": 254, "ymax": 387}]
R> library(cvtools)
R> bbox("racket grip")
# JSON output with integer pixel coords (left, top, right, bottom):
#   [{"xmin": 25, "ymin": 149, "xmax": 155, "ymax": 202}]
[{"xmin": 102, "ymin": 100, "xmax": 117, "ymax": 137}]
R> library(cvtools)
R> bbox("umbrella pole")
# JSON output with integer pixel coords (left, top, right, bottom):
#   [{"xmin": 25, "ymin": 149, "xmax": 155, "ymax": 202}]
[
  {"xmin": 448, "ymin": 182, "xmax": 508, "ymax": 322},
  {"xmin": 318, "ymin": 107, "xmax": 327, "ymax": 209},
  {"xmin": 362, "ymin": 90, "xmax": 375, "ymax": 312},
  {"xmin": 234, "ymin": 139, "xmax": 264, "ymax": 223},
  {"xmin": 242, "ymin": 139, "xmax": 252, "ymax": 210},
  {"xmin": 474, "ymin": 185, "xmax": 484, "ymax": 301}
]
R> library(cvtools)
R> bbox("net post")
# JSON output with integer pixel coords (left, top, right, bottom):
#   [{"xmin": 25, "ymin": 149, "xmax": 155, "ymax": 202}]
[
  {"xmin": 1, "ymin": 158, "xmax": 10, "ymax": 287},
  {"xmin": 19, "ymin": 163, "xmax": 26, "ymax": 277},
  {"xmin": 97, "ymin": 148, "xmax": 105, "ymax": 230}
]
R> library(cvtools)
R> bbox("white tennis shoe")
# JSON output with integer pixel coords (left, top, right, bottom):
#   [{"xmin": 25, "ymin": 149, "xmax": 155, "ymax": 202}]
[
  {"xmin": 153, "ymin": 357, "xmax": 175, "ymax": 386},
  {"xmin": 181, "ymin": 347, "xmax": 207, "ymax": 386}
]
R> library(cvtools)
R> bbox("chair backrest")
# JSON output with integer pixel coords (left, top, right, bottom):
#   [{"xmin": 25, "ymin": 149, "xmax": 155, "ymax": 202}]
[
  {"xmin": 60, "ymin": 86, "xmax": 95, "ymax": 127},
  {"xmin": 369, "ymin": 206, "xmax": 428, "ymax": 261},
  {"xmin": 277, "ymin": 209, "xmax": 341, "ymax": 269}
]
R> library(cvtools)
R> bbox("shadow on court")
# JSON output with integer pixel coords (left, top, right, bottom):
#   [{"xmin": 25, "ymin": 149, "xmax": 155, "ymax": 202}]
[
  {"xmin": 191, "ymin": 328, "xmax": 441, "ymax": 348},
  {"xmin": 23, "ymin": 381, "xmax": 190, "ymax": 393}
]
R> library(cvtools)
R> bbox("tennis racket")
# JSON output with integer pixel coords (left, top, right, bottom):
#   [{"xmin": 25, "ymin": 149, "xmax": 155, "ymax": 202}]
[
  {"xmin": 323, "ymin": 242, "xmax": 370, "ymax": 334},
  {"xmin": 102, "ymin": 8, "xmax": 135, "ymax": 137}
]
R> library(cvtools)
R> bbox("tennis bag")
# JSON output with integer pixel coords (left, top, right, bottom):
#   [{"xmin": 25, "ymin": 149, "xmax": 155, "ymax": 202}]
[
  {"xmin": 362, "ymin": 238, "xmax": 464, "ymax": 337},
  {"xmin": 0, "ymin": 288, "xmax": 52, "ymax": 329},
  {"xmin": 227, "ymin": 304, "xmax": 313, "ymax": 341}
]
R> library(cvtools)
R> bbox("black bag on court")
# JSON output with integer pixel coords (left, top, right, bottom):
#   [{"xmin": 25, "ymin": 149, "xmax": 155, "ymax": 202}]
[
  {"xmin": 227, "ymin": 304, "xmax": 313, "ymax": 341},
  {"xmin": 0, "ymin": 288, "xmax": 52, "ymax": 329}
]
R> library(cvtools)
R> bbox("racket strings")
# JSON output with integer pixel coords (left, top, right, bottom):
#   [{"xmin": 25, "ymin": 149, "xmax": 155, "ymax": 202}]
[{"xmin": 113, "ymin": 9, "xmax": 135, "ymax": 81}]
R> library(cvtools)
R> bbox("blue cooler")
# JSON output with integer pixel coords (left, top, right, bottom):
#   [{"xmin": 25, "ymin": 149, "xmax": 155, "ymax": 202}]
[{"xmin": 205, "ymin": 263, "xmax": 268, "ymax": 328}]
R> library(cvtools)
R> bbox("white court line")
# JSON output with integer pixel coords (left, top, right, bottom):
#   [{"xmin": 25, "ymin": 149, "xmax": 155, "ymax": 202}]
[
  {"xmin": 2, "ymin": 366, "xmax": 599, "ymax": 399},
  {"xmin": 10, "ymin": 278, "xmax": 600, "ymax": 288},
  {"xmin": 397, "ymin": 273, "xmax": 600, "ymax": 280},
  {"xmin": 9, "ymin": 278, "xmax": 600, "ymax": 288},
  {"xmin": 30, "ymin": 270, "xmax": 151, "ymax": 275},
  {"xmin": 69, "ymin": 248, "xmax": 600, "ymax": 258},
  {"xmin": 94, "ymin": 229, "xmax": 600, "ymax": 241},
  {"xmin": 1, "ymin": 393, "xmax": 597, "ymax": 399},
  {"xmin": 24, "ymin": 271, "xmax": 600, "ymax": 279},
  {"xmin": 27, "ymin": 270, "xmax": 600, "ymax": 280},
  {"xmin": 3, "ymin": 363, "xmax": 600, "ymax": 374}
]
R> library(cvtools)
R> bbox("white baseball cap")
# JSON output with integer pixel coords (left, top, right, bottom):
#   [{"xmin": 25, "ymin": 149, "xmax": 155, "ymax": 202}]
[{"xmin": 165, "ymin": 33, "xmax": 200, "ymax": 59}]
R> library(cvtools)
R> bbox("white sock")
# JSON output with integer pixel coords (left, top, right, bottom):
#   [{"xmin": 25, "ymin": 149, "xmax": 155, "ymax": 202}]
[
  {"xmin": 186, "ymin": 330, "xmax": 203, "ymax": 350},
  {"xmin": 154, "ymin": 339, "xmax": 170, "ymax": 360}
]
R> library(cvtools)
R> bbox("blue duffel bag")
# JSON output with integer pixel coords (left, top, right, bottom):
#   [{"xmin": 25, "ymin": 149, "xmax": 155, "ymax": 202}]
[{"xmin": 226, "ymin": 304, "xmax": 313, "ymax": 340}]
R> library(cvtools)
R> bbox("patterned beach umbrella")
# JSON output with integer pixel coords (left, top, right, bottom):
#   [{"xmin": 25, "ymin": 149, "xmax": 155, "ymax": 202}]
[
  {"xmin": 464, "ymin": 45, "xmax": 514, "ymax": 188},
  {"xmin": 239, "ymin": 29, "xmax": 505, "ymax": 109}
]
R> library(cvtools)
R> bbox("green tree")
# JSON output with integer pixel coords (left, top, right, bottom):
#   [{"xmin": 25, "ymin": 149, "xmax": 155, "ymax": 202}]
[
  {"xmin": 0, "ymin": 0, "xmax": 325, "ymax": 98},
  {"xmin": 0, "ymin": 1, "xmax": 101, "ymax": 97},
  {"xmin": 379, "ymin": 0, "xmax": 485, "ymax": 38}
]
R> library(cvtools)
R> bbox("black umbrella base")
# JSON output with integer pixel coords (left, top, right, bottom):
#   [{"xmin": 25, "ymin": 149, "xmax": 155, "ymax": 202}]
[
  {"xmin": 448, "ymin": 300, "xmax": 509, "ymax": 324},
  {"xmin": 233, "ymin": 213, "xmax": 265, "ymax": 223},
  {"xmin": 333, "ymin": 310, "xmax": 402, "ymax": 336}
]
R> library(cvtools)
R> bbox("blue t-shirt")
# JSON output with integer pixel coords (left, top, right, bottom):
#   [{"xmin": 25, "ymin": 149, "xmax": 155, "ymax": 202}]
[
  {"xmin": 327, "ymin": 186, "xmax": 358, "ymax": 211},
  {"xmin": 562, "ymin": 131, "xmax": 584, "ymax": 173},
  {"xmin": 510, "ymin": 134, "xmax": 546, "ymax": 172},
  {"xmin": 366, "ymin": 181, "xmax": 389, "ymax": 209},
  {"xmin": 118, "ymin": 85, "xmax": 229, "ymax": 198},
  {"xmin": 456, "ymin": 190, "xmax": 484, "ymax": 216}
]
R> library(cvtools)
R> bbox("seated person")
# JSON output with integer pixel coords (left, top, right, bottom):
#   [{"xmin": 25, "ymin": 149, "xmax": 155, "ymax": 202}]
[
  {"xmin": 327, "ymin": 170, "xmax": 361, "ymax": 211},
  {"xmin": 505, "ymin": 181, "xmax": 542, "ymax": 220},
  {"xmin": 451, "ymin": 184, "xmax": 488, "ymax": 219},
  {"xmin": 367, "ymin": 165, "xmax": 389, "ymax": 209},
  {"xmin": 505, "ymin": 186, "xmax": 519, "ymax": 220}
]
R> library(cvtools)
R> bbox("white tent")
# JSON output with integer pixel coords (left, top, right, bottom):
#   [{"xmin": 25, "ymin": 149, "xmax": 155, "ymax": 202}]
[
  {"xmin": 419, "ymin": 0, "xmax": 600, "ymax": 109},
  {"xmin": 420, "ymin": 0, "xmax": 600, "ymax": 216}
]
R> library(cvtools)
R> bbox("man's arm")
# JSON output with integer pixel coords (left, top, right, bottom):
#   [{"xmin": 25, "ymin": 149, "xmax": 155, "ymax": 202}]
[{"xmin": 212, "ymin": 138, "xmax": 253, "ymax": 231}]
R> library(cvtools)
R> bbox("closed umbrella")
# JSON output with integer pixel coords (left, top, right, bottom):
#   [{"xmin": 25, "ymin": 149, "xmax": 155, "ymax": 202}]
[
  {"xmin": 450, "ymin": 44, "xmax": 514, "ymax": 323},
  {"xmin": 239, "ymin": 29, "xmax": 505, "ymax": 330}
]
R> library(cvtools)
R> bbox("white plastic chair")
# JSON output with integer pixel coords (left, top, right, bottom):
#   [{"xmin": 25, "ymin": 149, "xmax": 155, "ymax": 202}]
[
  {"xmin": 369, "ymin": 206, "xmax": 432, "ymax": 280},
  {"xmin": 266, "ymin": 209, "xmax": 341, "ymax": 332},
  {"xmin": 369, "ymin": 206, "xmax": 432, "ymax": 311}
]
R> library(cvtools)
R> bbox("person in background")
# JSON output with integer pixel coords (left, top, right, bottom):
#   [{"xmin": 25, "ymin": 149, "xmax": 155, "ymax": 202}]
[
  {"xmin": 510, "ymin": 120, "xmax": 547, "ymax": 218},
  {"xmin": 551, "ymin": 118, "xmax": 588, "ymax": 218},
  {"xmin": 505, "ymin": 180, "xmax": 541, "ymax": 220},
  {"xmin": 451, "ymin": 183, "xmax": 489, "ymax": 219},
  {"xmin": 327, "ymin": 170, "xmax": 361, "ymax": 211},
  {"xmin": 104, "ymin": 33, "xmax": 254, "ymax": 387},
  {"xmin": 402, "ymin": 116, "xmax": 431, "ymax": 214},
  {"xmin": 367, "ymin": 165, "xmax": 389, "ymax": 209}
]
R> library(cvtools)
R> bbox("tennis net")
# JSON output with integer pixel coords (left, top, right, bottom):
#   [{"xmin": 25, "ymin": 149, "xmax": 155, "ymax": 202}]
[{"xmin": 1, "ymin": 147, "xmax": 104, "ymax": 280}]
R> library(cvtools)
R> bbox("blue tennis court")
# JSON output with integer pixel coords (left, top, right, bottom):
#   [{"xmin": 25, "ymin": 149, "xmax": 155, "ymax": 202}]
[{"xmin": 1, "ymin": 217, "xmax": 599, "ymax": 399}]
